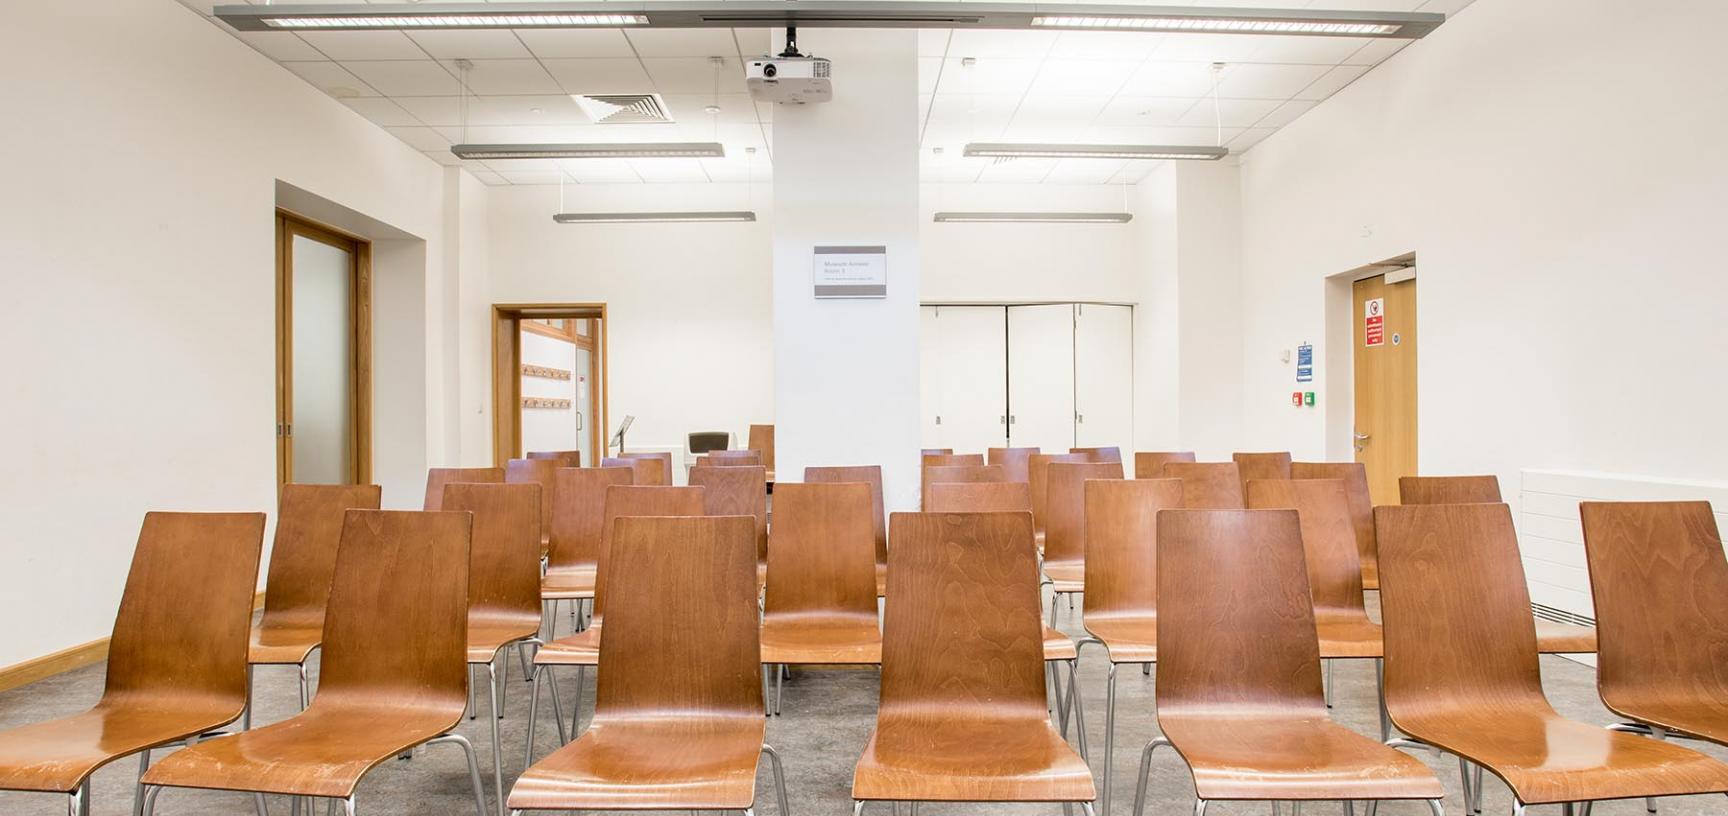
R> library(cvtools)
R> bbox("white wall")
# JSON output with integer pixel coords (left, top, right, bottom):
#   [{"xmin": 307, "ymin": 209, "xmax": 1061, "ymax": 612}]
[
  {"xmin": 519, "ymin": 331, "xmax": 582, "ymax": 452},
  {"xmin": 1238, "ymin": 0, "xmax": 1728, "ymax": 505},
  {"xmin": 921, "ymin": 184, "xmax": 1140, "ymax": 303},
  {"xmin": 486, "ymin": 184, "xmax": 774, "ymax": 456},
  {"xmin": 0, "ymin": 0, "xmax": 464, "ymax": 666}
]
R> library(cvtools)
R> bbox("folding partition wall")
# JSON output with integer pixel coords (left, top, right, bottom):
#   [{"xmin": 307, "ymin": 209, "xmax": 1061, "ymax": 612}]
[{"xmin": 919, "ymin": 303, "xmax": 1133, "ymax": 456}]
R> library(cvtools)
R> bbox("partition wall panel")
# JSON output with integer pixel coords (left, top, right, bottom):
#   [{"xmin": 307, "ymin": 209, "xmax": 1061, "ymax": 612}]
[
  {"xmin": 919, "ymin": 306, "xmax": 1009, "ymax": 453},
  {"xmin": 1073, "ymin": 303, "xmax": 1134, "ymax": 471},
  {"xmin": 1007, "ymin": 304, "xmax": 1078, "ymax": 453}
]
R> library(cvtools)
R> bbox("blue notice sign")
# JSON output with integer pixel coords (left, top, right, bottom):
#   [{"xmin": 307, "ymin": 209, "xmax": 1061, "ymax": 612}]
[{"xmin": 1296, "ymin": 343, "xmax": 1314, "ymax": 383}]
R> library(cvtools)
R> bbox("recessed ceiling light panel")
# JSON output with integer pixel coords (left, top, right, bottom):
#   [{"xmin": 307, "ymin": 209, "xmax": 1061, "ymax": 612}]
[
  {"xmin": 933, "ymin": 212, "xmax": 1133, "ymax": 223},
  {"xmin": 554, "ymin": 211, "xmax": 758, "ymax": 223},
  {"xmin": 963, "ymin": 143, "xmax": 1228, "ymax": 161},
  {"xmin": 453, "ymin": 142, "xmax": 725, "ymax": 160}
]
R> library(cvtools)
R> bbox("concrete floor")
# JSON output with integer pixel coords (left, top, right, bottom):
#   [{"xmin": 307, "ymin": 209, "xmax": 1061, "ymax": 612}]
[{"xmin": 3, "ymin": 599, "xmax": 1726, "ymax": 815}]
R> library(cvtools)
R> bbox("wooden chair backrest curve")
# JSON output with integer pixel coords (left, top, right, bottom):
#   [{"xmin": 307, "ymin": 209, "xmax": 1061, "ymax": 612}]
[
  {"xmin": 1043, "ymin": 461, "xmax": 1126, "ymax": 565},
  {"xmin": 988, "ymin": 446, "xmax": 1040, "ymax": 483},
  {"xmin": 1246, "ymin": 479, "xmax": 1367, "ymax": 617},
  {"xmin": 764, "ymin": 483, "xmax": 879, "ymax": 620},
  {"xmin": 1291, "ymin": 462, "xmax": 1376, "ymax": 583},
  {"xmin": 1082, "ymin": 479, "xmax": 1182, "ymax": 624},
  {"xmin": 424, "ymin": 468, "xmax": 501, "ymax": 512},
  {"xmin": 806, "ymin": 465, "xmax": 887, "ymax": 569},
  {"xmin": 1133, "ymin": 451, "xmax": 1196, "ymax": 480},
  {"xmin": 1398, "ymin": 475, "xmax": 1501, "ymax": 505},
  {"xmin": 927, "ymin": 481, "xmax": 1032, "ymax": 514},
  {"xmin": 442, "ymin": 482, "xmax": 543, "ymax": 628},
  {"xmin": 547, "ymin": 466, "xmax": 635, "ymax": 574},
  {"xmin": 689, "ymin": 465, "xmax": 768, "ymax": 563},
  {"xmin": 261, "ymin": 484, "xmax": 382, "ymax": 629},
  {"xmin": 591, "ymin": 486, "xmax": 706, "ymax": 623},
  {"xmin": 1164, "ymin": 462, "xmax": 1245, "ymax": 509}
]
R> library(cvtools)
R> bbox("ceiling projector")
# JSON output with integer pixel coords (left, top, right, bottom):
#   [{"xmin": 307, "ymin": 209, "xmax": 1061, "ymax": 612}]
[{"xmin": 747, "ymin": 27, "xmax": 832, "ymax": 105}]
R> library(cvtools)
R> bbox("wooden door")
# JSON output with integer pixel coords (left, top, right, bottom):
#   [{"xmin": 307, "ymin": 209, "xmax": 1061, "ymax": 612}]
[
  {"xmin": 276, "ymin": 213, "xmax": 371, "ymax": 486},
  {"xmin": 1352, "ymin": 273, "xmax": 1417, "ymax": 505}
]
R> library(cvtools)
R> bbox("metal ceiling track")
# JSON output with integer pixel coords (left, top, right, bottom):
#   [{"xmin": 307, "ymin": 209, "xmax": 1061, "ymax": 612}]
[{"xmin": 215, "ymin": 2, "xmax": 1444, "ymax": 38}]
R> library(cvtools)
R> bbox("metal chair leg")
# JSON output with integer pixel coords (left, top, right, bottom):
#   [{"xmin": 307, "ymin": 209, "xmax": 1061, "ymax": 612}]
[
  {"xmin": 571, "ymin": 664, "xmax": 587, "ymax": 735},
  {"xmin": 1194, "ymin": 798, "xmax": 1210, "ymax": 816},
  {"xmin": 1458, "ymin": 757, "xmax": 1473, "ymax": 814},
  {"xmin": 255, "ymin": 793, "xmax": 270, "ymax": 815},
  {"xmin": 243, "ymin": 666, "xmax": 255, "ymax": 730},
  {"xmin": 487, "ymin": 662, "xmax": 506, "ymax": 816},
  {"xmin": 299, "ymin": 662, "xmax": 312, "ymax": 711},
  {"xmin": 761, "ymin": 744, "xmax": 792, "ymax": 816},
  {"xmin": 1103, "ymin": 662, "xmax": 1119, "ymax": 816},
  {"xmin": 468, "ymin": 663, "xmax": 479, "ymax": 721},
  {"xmin": 429, "ymin": 733, "xmax": 489, "ymax": 816},
  {"xmin": 1130, "ymin": 736, "xmax": 1171, "ymax": 816},
  {"xmin": 1324, "ymin": 660, "xmax": 1335, "ymax": 708},
  {"xmin": 496, "ymin": 652, "xmax": 509, "ymax": 716},
  {"xmin": 139, "ymin": 785, "xmax": 161, "ymax": 816},
  {"xmin": 1374, "ymin": 659, "xmax": 1390, "ymax": 742},
  {"xmin": 775, "ymin": 664, "xmax": 785, "ymax": 715},
  {"xmin": 516, "ymin": 641, "xmax": 532, "ymax": 683},
  {"xmin": 341, "ymin": 797, "xmax": 356, "ymax": 816},
  {"xmin": 1069, "ymin": 658, "xmax": 1089, "ymax": 761},
  {"xmin": 762, "ymin": 664, "xmax": 773, "ymax": 717},
  {"xmin": 1427, "ymin": 800, "xmax": 1444, "ymax": 816}
]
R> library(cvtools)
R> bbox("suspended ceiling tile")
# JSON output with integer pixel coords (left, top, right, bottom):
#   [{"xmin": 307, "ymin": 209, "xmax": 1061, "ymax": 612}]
[
  {"xmin": 338, "ymin": 97, "xmax": 421, "ymax": 127},
  {"xmin": 389, "ymin": 126, "xmax": 456, "ymax": 152},
  {"xmin": 342, "ymin": 60, "xmax": 460, "ymax": 97},
  {"xmin": 933, "ymin": 57, "xmax": 1042, "ymax": 96},
  {"xmin": 641, "ymin": 57, "xmax": 749, "ymax": 95},
  {"xmin": 1174, "ymin": 97, "xmax": 1281, "ymax": 128},
  {"xmin": 515, "ymin": 29, "xmax": 637, "ymax": 59},
  {"xmin": 407, "ymin": 30, "xmax": 534, "ymax": 60},
  {"xmin": 236, "ymin": 32, "xmax": 324, "ymax": 62},
  {"xmin": 625, "ymin": 28, "xmax": 740, "ymax": 58},
  {"xmin": 1118, "ymin": 61, "xmax": 1227, "ymax": 97},
  {"xmin": 438, "ymin": 59, "xmax": 563, "ymax": 95},
  {"xmin": 282, "ymin": 61, "xmax": 379, "ymax": 98},
  {"xmin": 1293, "ymin": 65, "xmax": 1372, "ymax": 100},
  {"xmin": 541, "ymin": 58, "xmax": 655, "ymax": 95},
  {"xmin": 297, "ymin": 30, "xmax": 428, "ymax": 61},
  {"xmin": 1213, "ymin": 63, "xmax": 1332, "ymax": 99},
  {"xmin": 1095, "ymin": 96, "xmax": 1200, "ymax": 128}
]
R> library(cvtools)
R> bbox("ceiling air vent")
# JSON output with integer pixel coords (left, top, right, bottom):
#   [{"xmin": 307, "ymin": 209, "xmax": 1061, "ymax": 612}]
[{"xmin": 573, "ymin": 94, "xmax": 675, "ymax": 125}]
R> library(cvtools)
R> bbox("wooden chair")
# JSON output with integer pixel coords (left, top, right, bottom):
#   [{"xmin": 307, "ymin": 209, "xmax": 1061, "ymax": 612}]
[
  {"xmin": 805, "ymin": 465, "xmax": 888, "ymax": 597},
  {"xmin": 617, "ymin": 451, "xmax": 673, "ymax": 486},
  {"xmin": 1074, "ymin": 478, "xmax": 1183, "ymax": 816},
  {"xmin": 0, "ymin": 512, "xmax": 262, "ymax": 816},
  {"xmin": 926, "ymin": 481, "xmax": 1031, "ymax": 513},
  {"xmin": 1163, "ymin": 462, "xmax": 1245, "ymax": 509},
  {"xmin": 1042, "ymin": 460, "xmax": 1125, "ymax": 611},
  {"xmin": 443, "ymin": 481, "xmax": 546, "ymax": 814},
  {"xmin": 138, "ymin": 510, "xmax": 488, "ymax": 816},
  {"xmin": 424, "ymin": 467, "xmax": 503, "ymax": 511},
  {"xmin": 988, "ymin": 446, "xmax": 1039, "ymax": 482},
  {"xmin": 249, "ymin": 484, "xmax": 381, "ymax": 720},
  {"xmin": 760, "ymin": 482, "xmax": 882, "ymax": 715},
  {"xmin": 852, "ymin": 512, "xmax": 1096, "ymax": 814},
  {"xmin": 600, "ymin": 455, "xmax": 661, "ymax": 487},
  {"xmin": 920, "ymin": 463, "xmax": 1005, "ymax": 508},
  {"xmin": 1292, "ymin": 461, "xmax": 1378, "ymax": 590},
  {"xmin": 526, "ymin": 486, "xmax": 707, "ymax": 757},
  {"xmin": 705, "ymin": 449, "xmax": 764, "ymax": 467},
  {"xmin": 506, "ymin": 457, "xmax": 559, "ymax": 548},
  {"xmin": 1398, "ymin": 474, "xmax": 1500, "ymax": 504},
  {"xmin": 542, "ymin": 466, "xmax": 634, "ymax": 633},
  {"xmin": 1029, "ymin": 452, "xmax": 1089, "ymax": 549},
  {"xmin": 922, "ymin": 452, "xmax": 984, "ymax": 469},
  {"xmin": 919, "ymin": 448, "xmax": 953, "ymax": 456},
  {"xmin": 1071, "ymin": 446, "xmax": 1123, "ymax": 463},
  {"xmin": 1133, "ymin": 451, "xmax": 1195, "ymax": 480},
  {"xmin": 748, "ymin": 423, "xmax": 776, "ymax": 481},
  {"xmin": 1232, "ymin": 451, "xmax": 1292, "ymax": 491},
  {"xmin": 1376, "ymin": 502, "xmax": 1728, "ymax": 814},
  {"xmin": 690, "ymin": 465, "xmax": 769, "ymax": 583},
  {"xmin": 507, "ymin": 515, "xmax": 789, "ymax": 816},
  {"xmin": 525, "ymin": 450, "xmax": 581, "ymax": 468},
  {"xmin": 1583, "ymin": 500, "xmax": 1728, "ymax": 814},
  {"xmin": 1133, "ymin": 508, "xmax": 1444, "ymax": 816}
]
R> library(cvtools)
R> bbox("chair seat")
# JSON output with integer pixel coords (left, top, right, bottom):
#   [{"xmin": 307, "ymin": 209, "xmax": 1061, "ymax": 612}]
[
  {"xmin": 1534, "ymin": 620, "xmax": 1597, "ymax": 654},
  {"xmin": 1043, "ymin": 561, "xmax": 1084, "ymax": 593},
  {"xmin": 760, "ymin": 618, "xmax": 881, "ymax": 665},
  {"xmin": 138, "ymin": 703, "xmax": 458, "ymax": 798},
  {"xmin": 509, "ymin": 717, "xmax": 768, "ymax": 812},
  {"xmin": 467, "ymin": 618, "xmax": 541, "ymax": 664},
  {"xmin": 540, "ymin": 568, "xmax": 596, "ymax": 600},
  {"xmin": 0, "ymin": 701, "xmax": 241, "ymax": 793},
  {"xmin": 1043, "ymin": 627, "xmax": 1077, "ymax": 661},
  {"xmin": 853, "ymin": 718, "xmax": 1095, "ymax": 802},
  {"xmin": 248, "ymin": 624, "xmax": 321, "ymax": 665},
  {"xmin": 1396, "ymin": 706, "xmax": 1728, "ymax": 805},
  {"xmin": 1315, "ymin": 615, "xmax": 1384, "ymax": 659},
  {"xmin": 1160, "ymin": 714, "xmax": 1443, "ymax": 801},
  {"xmin": 534, "ymin": 628, "xmax": 599, "ymax": 666},
  {"xmin": 1606, "ymin": 699, "xmax": 1728, "ymax": 747},
  {"xmin": 1084, "ymin": 616, "xmax": 1158, "ymax": 663}
]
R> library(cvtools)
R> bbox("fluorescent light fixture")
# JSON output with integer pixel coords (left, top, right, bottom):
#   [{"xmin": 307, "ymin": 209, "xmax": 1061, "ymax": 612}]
[
  {"xmin": 452, "ymin": 142, "xmax": 724, "ymax": 160},
  {"xmin": 554, "ymin": 211, "xmax": 757, "ymax": 224},
  {"xmin": 934, "ymin": 212, "xmax": 1133, "ymax": 224},
  {"xmin": 216, "ymin": 3, "xmax": 1443, "ymax": 38},
  {"xmin": 963, "ymin": 143, "xmax": 1228, "ymax": 161}
]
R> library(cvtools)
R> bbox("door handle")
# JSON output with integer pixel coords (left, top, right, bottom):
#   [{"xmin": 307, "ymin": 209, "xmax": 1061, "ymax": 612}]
[
  {"xmin": 1353, "ymin": 432, "xmax": 1370, "ymax": 440},
  {"xmin": 576, "ymin": 412, "xmax": 583, "ymax": 431}
]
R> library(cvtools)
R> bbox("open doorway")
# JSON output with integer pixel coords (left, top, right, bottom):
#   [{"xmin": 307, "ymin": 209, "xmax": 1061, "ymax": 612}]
[
  {"xmin": 492, "ymin": 304, "xmax": 608, "ymax": 466},
  {"xmin": 275, "ymin": 211, "xmax": 371, "ymax": 485}
]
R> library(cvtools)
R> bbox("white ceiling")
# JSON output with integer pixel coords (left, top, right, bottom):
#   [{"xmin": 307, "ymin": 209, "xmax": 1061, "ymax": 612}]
[{"xmin": 177, "ymin": 0, "xmax": 1474, "ymax": 186}]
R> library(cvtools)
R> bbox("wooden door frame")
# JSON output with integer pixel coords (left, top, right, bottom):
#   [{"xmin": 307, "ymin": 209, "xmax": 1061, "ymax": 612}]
[
  {"xmin": 492, "ymin": 303, "xmax": 609, "ymax": 466},
  {"xmin": 275, "ymin": 211, "xmax": 372, "ymax": 485},
  {"xmin": 1342, "ymin": 254, "xmax": 1416, "ymax": 504}
]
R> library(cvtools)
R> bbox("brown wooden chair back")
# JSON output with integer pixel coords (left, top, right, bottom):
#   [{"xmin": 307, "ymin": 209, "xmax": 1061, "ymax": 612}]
[
  {"xmin": 926, "ymin": 481, "xmax": 1032, "ymax": 513},
  {"xmin": 314, "ymin": 509, "xmax": 472, "ymax": 720},
  {"xmin": 705, "ymin": 450, "xmax": 763, "ymax": 467},
  {"xmin": 1398, "ymin": 474, "xmax": 1501, "ymax": 505},
  {"xmin": 526, "ymin": 450, "xmax": 582, "ymax": 468},
  {"xmin": 1233, "ymin": 451, "xmax": 1293, "ymax": 491},
  {"xmin": 764, "ymin": 483, "xmax": 879, "ymax": 623},
  {"xmin": 506, "ymin": 458, "xmax": 559, "ymax": 542},
  {"xmin": 1581, "ymin": 501, "xmax": 1728, "ymax": 714},
  {"xmin": 1029, "ymin": 453, "xmax": 1089, "ymax": 535},
  {"xmin": 1292, "ymin": 461, "xmax": 1377, "ymax": 587},
  {"xmin": 618, "ymin": 452, "xmax": 673, "ymax": 486},
  {"xmin": 594, "ymin": 516, "xmax": 762, "ymax": 721},
  {"xmin": 591, "ymin": 486, "xmax": 706, "ymax": 624},
  {"xmin": 920, "ymin": 464, "xmax": 1006, "ymax": 507},
  {"xmin": 805, "ymin": 465, "xmax": 887, "ymax": 571},
  {"xmin": 1156, "ymin": 508, "xmax": 1324, "ymax": 715},
  {"xmin": 748, "ymin": 424, "xmax": 776, "ymax": 474},
  {"xmin": 1083, "ymin": 479, "xmax": 1183, "ymax": 627},
  {"xmin": 442, "ymin": 482, "xmax": 543, "ymax": 634},
  {"xmin": 260, "ymin": 484, "xmax": 382, "ymax": 632},
  {"xmin": 106, "ymin": 512, "xmax": 264, "ymax": 707},
  {"xmin": 987, "ymin": 446, "xmax": 1039, "ymax": 483},
  {"xmin": 601, "ymin": 456, "xmax": 664, "ymax": 487},
  {"xmin": 1044, "ymin": 461, "xmax": 1125, "ymax": 566},
  {"xmin": 1246, "ymin": 479, "xmax": 1368, "ymax": 618},
  {"xmin": 424, "ymin": 467, "xmax": 502, "ymax": 511},
  {"xmin": 881, "ymin": 512, "xmax": 1048, "ymax": 722},
  {"xmin": 1133, "ymin": 451, "xmax": 1196, "ymax": 479},
  {"xmin": 1164, "ymin": 462, "xmax": 1245, "ymax": 509},
  {"xmin": 920, "ymin": 448, "xmax": 953, "ymax": 457},
  {"xmin": 547, "ymin": 466, "xmax": 634, "ymax": 576},
  {"xmin": 689, "ymin": 465, "xmax": 768, "ymax": 564},
  {"xmin": 1071, "ymin": 446, "xmax": 1122, "ymax": 463},
  {"xmin": 921, "ymin": 453, "xmax": 984, "ymax": 469},
  {"xmin": 1375, "ymin": 502, "xmax": 1545, "ymax": 719}
]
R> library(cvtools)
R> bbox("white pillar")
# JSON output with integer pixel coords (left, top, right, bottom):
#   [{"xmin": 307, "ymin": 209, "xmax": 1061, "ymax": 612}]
[{"xmin": 771, "ymin": 30, "xmax": 922, "ymax": 509}]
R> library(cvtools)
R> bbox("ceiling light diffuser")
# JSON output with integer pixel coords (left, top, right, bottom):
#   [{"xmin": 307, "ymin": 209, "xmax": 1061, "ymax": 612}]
[
  {"xmin": 1029, "ymin": 16, "xmax": 1397, "ymax": 35},
  {"xmin": 934, "ymin": 212, "xmax": 1133, "ymax": 224},
  {"xmin": 963, "ymin": 143, "xmax": 1228, "ymax": 161},
  {"xmin": 452, "ymin": 143, "xmax": 725, "ymax": 160},
  {"xmin": 554, "ymin": 211, "xmax": 758, "ymax": 224}
]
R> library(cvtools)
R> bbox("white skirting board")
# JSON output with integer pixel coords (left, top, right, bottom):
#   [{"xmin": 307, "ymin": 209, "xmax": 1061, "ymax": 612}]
[{"xmin": 1519, "ymin": 469, "xmax": 1728, "ymax": 667}]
